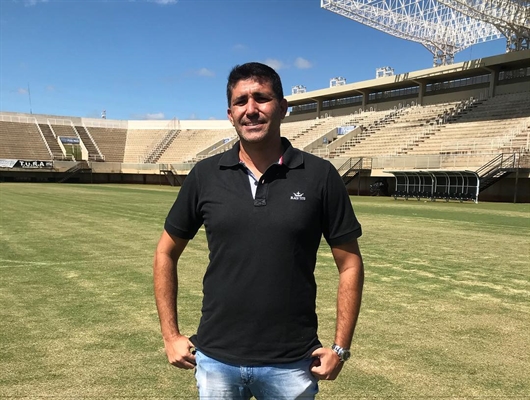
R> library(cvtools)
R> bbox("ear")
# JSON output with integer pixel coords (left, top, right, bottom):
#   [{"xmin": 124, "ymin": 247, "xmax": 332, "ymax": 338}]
[
  {"xmin": 279, "ymin": 98, "xmax": 288, "ymax": 119},
  {"xmin": 227, "ymin": 108, "xmax": 235, "ymax": 126}
]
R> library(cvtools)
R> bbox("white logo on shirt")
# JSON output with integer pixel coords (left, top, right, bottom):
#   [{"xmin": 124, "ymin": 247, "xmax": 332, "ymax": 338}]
[{"xmin": 290, "ymin": 192, "xmax": 306, "ymax": 201}]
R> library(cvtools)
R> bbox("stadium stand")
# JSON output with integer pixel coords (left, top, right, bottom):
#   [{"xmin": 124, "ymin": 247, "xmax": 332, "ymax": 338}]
[
  {"xmin": 37, "ymin": 123, "xmax": 64, "ymax": 159},
  {"xmin": 1, "ymin": 51, "xmax": 529, "ymax": 202},
  {"xmin": 0, "ymin": 121, "xmax": 52, "ymax": 160},
  {"xmin": 410, "ymin": 92, "xmax": 530, "ymax": 156},
  {"xmin": 75, "ymin": 125, "xmax": 105, "ymax": 161},
  {"xmin": 123, "ymin": 128, "xmax": 171, "ymax": 164},
  {"xmin": 326, "ymin": 103, "xmax": 463, "ymax": 158},
  {"xmin": 85, "ymin": 127, "xmax": 128, "ymax": 163},
  {"xmin": 158, "ymin": 129, "xmax": 235, "ymax": 164}
]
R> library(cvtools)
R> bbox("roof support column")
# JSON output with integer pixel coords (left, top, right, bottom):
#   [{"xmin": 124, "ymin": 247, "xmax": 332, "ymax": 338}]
[
  {"xmin": 355, "ymin": 89, "xmax": 369, "ymax": 112},
  {"xmin": 362, "ymin": 92, "xmax": 367, "ymax": 111},
  {"xmin": 317, "ymin": 98, "xmax": 323, "ymax": 118},
  {"xmin": 487, "ymin": 67, "xmax": 498, "ymax": 98},
  {"xmin": 412, "ymin": 80, "xmax": 425, "ymax": 106}
]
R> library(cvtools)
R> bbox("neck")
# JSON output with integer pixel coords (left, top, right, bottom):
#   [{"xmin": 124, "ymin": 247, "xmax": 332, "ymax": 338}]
[{"xmin": 239, "ymin": 137, "xmax": 283, "ymax": 178}]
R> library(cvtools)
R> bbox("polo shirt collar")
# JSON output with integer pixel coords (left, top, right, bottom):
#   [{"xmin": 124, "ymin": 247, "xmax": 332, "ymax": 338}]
[{"xmin": 218, "ymin": 137, "xmax": 304, "ymax": 169}]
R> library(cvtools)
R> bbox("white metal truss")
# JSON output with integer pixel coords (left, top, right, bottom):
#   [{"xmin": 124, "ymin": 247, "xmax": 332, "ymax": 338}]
[
  {"xmin": 321, "ymin": 0, "xmax": 505, "ymax": 66},
  {"xmin": 436, "ymin": 0, "xmax": 530, "ymax": 51}
]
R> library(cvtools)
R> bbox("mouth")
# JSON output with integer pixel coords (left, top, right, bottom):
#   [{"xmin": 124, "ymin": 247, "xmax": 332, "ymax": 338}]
[{"xmin": 242, "ymin": 118, "xmax": 266, "ymax": 126}]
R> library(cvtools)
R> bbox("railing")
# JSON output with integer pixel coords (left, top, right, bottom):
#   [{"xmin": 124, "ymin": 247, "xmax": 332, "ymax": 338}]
[
  {"xmin": 145, "ymin": 122, "xmax": 182, "ymax": 161},
  {"xmin": 440, "ymin": 117, "xmax": 530, "ymax": 154},
  {"xmin": 476, "ymin": 153, "xmax": 516, "ymax": 178},
  {"xmin": 144, "ymin": 128, "xmax": 180, "ymax": 163},
  {"xmin": 80, "ymin": 117, "xmax": 128, "ymax": 129},
  {"xmin": 0, "ymin": 114, "xmax": 38, "ymax": 123},
  {"xmin": 33, "ymin": 118, "xmax": 54, "ymax": 159},
  {"xmin": 371, "ymin": 153, "xmax": 509, "ymax": 170},
  {"xmin": 204, "ymin": 136, "xmax": 238, "ymax": 158},
  {"xmin": 78, "ymin": 125, "xmax": 105, "ymax": 161},
  {"xmin": 42, "ymin": 122, "xmax": 58, "ymax": 139},
  {"xmin": 336, "ymin": 157, "xmax": 366, "ymax": 176}
]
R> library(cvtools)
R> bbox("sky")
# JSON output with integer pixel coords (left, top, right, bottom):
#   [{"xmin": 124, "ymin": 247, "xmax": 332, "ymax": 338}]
[{"xmin": 0, "ymin": 0, "xmax": 508, "ymax": 121}]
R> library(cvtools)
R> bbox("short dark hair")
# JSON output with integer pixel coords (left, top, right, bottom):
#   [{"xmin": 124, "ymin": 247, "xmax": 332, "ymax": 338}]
[{"xmin": 226, "ymin": 62, "xmax": 284, "ymax": 107}]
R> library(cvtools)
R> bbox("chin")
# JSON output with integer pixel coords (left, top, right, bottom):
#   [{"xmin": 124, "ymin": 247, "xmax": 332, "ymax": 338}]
[
  {"xmin": 238, "ymin": 130, "xmax": 267, "ymax": 143},
  {"xmin": 240, "ymin": 135, "xmax": 266, "ymax": 144}
]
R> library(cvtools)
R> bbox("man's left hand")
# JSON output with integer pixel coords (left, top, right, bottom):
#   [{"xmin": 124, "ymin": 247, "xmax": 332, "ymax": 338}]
[{"xmin": 310, "ymin": 347, "xmax": 344, "ymax": 380}]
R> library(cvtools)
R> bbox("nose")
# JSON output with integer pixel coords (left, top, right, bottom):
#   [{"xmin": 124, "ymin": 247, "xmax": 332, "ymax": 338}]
[{"xmin": 245, "ymin": 98, "xmax": 259, "ymax": 116}]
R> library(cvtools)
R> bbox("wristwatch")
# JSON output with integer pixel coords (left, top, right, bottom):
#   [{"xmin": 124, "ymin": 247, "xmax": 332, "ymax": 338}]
[{"xmin": 331, "ymin": 343, "xmax": 351, "ymax": 362}]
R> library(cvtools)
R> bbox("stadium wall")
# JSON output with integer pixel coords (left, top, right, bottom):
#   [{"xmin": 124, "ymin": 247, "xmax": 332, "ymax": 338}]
[{"xmin": 1, "ymin": 161, "xmax": 528, "ymax": 202}]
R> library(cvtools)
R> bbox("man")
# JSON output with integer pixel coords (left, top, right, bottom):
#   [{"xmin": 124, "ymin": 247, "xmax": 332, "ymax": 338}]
[{"xmin": 153, "ymin": 62, "xmax": 364, "ymax": 399}]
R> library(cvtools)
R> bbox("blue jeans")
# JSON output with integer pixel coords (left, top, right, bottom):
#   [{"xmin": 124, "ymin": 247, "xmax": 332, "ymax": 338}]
[{"xmin": 195, "ymin": 350, "xmax": 319, "ymax": 399}]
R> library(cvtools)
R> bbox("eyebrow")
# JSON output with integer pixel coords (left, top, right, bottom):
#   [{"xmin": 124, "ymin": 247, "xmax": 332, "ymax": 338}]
[{"xmin": 232, "ymin": 91, "xmax": 273, "ymax": 104}]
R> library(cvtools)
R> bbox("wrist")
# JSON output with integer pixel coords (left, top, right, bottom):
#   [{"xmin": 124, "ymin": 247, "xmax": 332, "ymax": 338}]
[
  {"xmin": 163, "ymin": 332, "xmax": 183, "ymax": 341},
  {"xmin": 331, "ymin": 343, "xmax": 351, "ymax": 362}
]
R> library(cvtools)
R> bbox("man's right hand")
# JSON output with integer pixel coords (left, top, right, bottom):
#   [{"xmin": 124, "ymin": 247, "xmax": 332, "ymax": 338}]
[{"xmin": 164, "ymin": 334, "xmax": 196, "ymax": 369}]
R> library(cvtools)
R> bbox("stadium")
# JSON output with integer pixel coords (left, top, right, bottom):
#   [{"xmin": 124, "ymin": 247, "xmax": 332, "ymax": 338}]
[{"xmin": 1, "ymin": 2, "xmax": 529, "ymax": 203}]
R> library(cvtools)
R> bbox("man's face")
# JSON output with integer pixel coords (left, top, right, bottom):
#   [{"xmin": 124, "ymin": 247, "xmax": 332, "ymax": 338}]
[{"xmin": 227, "ymin": 78, "xmax": 288, "ymax": 145}]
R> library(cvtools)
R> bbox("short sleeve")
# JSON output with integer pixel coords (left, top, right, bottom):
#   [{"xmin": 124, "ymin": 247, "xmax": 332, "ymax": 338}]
[
  {"xmin": 164, "ymin": 166, "xmax": 203, "ymax": 240},
  {"xmin": 322, "ymin": 163, "xmax": 362, "ymax": 246}
]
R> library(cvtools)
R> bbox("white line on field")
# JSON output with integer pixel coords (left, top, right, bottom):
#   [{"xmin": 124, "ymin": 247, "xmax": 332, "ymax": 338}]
[{"xmin": 0, "ymin": 257, "xmax": 143, "ymax": 267}]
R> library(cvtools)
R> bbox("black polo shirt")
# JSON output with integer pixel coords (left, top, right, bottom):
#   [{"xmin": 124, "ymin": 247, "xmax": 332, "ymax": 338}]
[{"xmin": 164, "ymin": 137, "xmax": 362, "ymax": 365}]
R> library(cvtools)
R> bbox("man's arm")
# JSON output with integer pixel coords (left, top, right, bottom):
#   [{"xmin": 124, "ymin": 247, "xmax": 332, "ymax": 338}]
[
  {"xmin": 311, "ymin": 239, "xmax": 364, "ymax": 380},
  {"xmin": 153, "ymin": 230, "xmax": 196, "ymax": 369}
]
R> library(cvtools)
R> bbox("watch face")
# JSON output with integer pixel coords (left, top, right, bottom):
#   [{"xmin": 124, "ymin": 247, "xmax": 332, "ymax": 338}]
[{"xmin": 342, "ymin": 350, "xmax": 351, "ymax": 361}]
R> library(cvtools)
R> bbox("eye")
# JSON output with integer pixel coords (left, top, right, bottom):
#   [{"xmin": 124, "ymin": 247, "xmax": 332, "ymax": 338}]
[
  {"xmin": 254, "ymin": 95, "xmax": 272, "ymax": 103},
  {"xmin": 232, "ymin": 97, "xmax": 247, "ymax": 106}
]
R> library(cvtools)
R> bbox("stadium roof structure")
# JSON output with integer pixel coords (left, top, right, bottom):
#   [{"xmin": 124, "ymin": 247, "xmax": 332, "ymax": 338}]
[
  {"xmin": 285, "ymin": 50, "xmax": 529, "ymax": 108},
  {"xmin": 321, "ymin": 0, "xmax": 530, "ymax": 66}
]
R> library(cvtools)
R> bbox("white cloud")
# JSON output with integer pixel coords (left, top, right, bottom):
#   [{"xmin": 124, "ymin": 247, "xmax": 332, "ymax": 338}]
[
  {"xmin": 23, "ymin": 0, "xmax": 48, "ymax": 7},
  {"xmin": 196, "ymin": 68, "xmax": 215, "ymax": 77},
  {"xmin": 131, "ymin": 112, "xmax": 165, "ymax": 120},
  {"xmin": 263, "ymin": 59, "xmax": 286, "ymax": 71},
  {"xmin": 86, "ymin": 111, "xmax": 102, "ymax": 119},
  {"xmin": 233, "ymin": 44, "xmax": 247, "ymax": 52},
  {"xmin": 17, "ymin": 88, "xmax": 28, "ymax": 95},
  {"xmin": 188, "ymin": 113, "xmax": 198, "ymax": 120},
  {"xmin": 146, "ymin": 112, "xmax": 165, "ymax": 120},
  {"xmin": 150, "ymin": 0, "xmax": 178, "ymax": 5},
  {"xmin": 294, "ymin": 57, "xmax": 312, "ymax": 69},
  {"xmin": 130, "ymin": 112, "xmax": 166, "ymax": 120},
  {"xmin": 46, "ymin": 85, "xmax": 55, "ymax": 92}
]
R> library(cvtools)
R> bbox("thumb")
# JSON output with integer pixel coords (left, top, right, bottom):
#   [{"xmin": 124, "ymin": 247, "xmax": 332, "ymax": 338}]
[{"xmin": 311, "ymin": 347, "xmax": 326, "ymax": 358}]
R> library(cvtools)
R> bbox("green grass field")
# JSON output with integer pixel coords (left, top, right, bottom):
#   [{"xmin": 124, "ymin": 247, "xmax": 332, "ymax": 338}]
[{"xmin": 1, "ymin": 183, "xmax": 529, "ymax": 399}]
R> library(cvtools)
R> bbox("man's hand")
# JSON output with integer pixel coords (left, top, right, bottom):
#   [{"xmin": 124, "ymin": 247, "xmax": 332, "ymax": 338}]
[
  {"xmin": 164, "ymin": 334, "xmax": 196, "ymax": 369},
  {"xmin": 310, "ymin": 347, "xmax": 344, "ymax": 380}
]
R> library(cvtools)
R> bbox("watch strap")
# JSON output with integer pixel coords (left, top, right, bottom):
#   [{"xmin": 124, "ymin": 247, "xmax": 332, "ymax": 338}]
[{"xmin": 331, "ymin": 343, "xmax": 351, "ymax": 362}]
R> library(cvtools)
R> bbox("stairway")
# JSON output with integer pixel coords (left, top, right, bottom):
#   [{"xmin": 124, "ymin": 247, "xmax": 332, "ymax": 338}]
[
  {"xmin": 37, "ymin": 123, "xmax": 64, "ymax": 159},
  {"xmin": 75, "ymin": 126, "xmax": 104, "ymax": 161},
  {"xmin": 476, "ymin": 153, "xmax": 517, "ymax": 192}
]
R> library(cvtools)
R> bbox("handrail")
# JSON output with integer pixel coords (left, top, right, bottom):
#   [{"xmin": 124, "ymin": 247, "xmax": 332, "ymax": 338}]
[
  {"xmin": 475, "ymin": 154, "xmax": 504, "ymax": 176},
  {"xmin": 33, "ymin": 118, "xmax": 53, "ymax": 159},
  {"xmin": 337, "ymin": 157, "xmax": 364, "ymax": 177},
  {"xmin": 336, "ymin": 157, "xmax": 355, "ymax": 175},
  {"xmin": 79, "ymin": 124, "xmax": 105, "ymax": 161},
  {"xmin": 476, "ymin": 153, "xmax": 516, "ymax": 178},
  {"xmin": 144, "ymin": 129, "xmax": 180, "ymax": 163}
]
